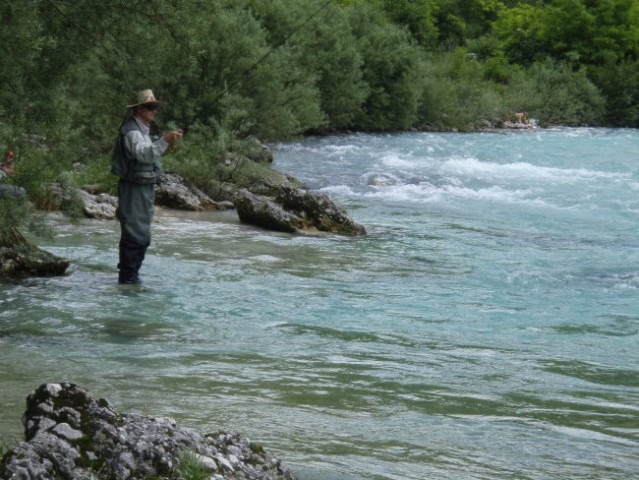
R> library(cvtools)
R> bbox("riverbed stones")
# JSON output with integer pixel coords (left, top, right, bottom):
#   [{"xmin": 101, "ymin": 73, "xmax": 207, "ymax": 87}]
[
  {"xmin": 0, "ymin": 383, "xmax": 296, "ymax": 480},
  {"xmin": 54, "ymin": 152, "xmax": 365, "ymax": 237}
]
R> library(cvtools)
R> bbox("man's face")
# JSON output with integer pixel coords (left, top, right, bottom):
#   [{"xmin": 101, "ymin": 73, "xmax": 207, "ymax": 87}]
[{"xmin": 136, "ymin": 104, "xmax": 159, "ymax": 125}]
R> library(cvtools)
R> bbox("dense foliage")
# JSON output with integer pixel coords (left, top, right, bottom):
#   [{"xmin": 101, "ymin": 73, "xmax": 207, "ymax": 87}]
[{"xmin": 0, "ymin": 0, "xmax": 636, "ymax": 210}]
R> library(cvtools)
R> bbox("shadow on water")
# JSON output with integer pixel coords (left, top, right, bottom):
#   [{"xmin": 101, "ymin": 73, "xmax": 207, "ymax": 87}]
[
  {"xmin": 540, "ymin": 359, "xmax": 639, "ymax": 388},
  {"xmin": 552, "ymin": 314, "xmax": 639, "ymax": 337},
  {"xmin": 275, "ymin": 322, "xmax": 419, "ymax": 348},
  {"xmin": 97, "ymin": 316, "xmax": 170, "ymax": 344}
]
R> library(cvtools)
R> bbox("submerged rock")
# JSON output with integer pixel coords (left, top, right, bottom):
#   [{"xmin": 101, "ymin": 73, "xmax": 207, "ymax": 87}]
[
  {"xmin": 0, "ymin": 383, "xmax": 296, "ymax": 480},
  {"xmin": 0, "ymin": 245, "xmax": 69, "ymax": 277}
]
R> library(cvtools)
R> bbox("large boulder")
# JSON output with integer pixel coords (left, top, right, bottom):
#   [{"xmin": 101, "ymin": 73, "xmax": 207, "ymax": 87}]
[
  {"xmin": 276, "ymin": 186, "xmax": 366, "ymax": 236},
  {"xmin": 234, "ymin": 186, "xmax": 366, "ymax": 236},
  {"xmin": 234, "ymin": 189, "xmax": 304, "ymax": 233},
  {"xmin": 212, "ymin": 150, "xmax": 366, "ymax": 235},
  {"xmin": 0, "ymin": 383, "xmax": 296, "ymax": 480}
]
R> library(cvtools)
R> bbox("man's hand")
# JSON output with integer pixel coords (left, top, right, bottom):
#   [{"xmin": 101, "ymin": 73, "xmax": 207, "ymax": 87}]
[{"xmin": 163, "ymin": 129, "xmax": 183, "ymax": 143}]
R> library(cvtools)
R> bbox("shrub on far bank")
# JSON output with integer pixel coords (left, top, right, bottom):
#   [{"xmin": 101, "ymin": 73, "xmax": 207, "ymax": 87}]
[
  {"xmin": 418, "ymin": 48, "xmax": 504, "ymax": 131},
  {"xmin": 504, "ymin": 60, "xmax": 605, "ymax": 126}
]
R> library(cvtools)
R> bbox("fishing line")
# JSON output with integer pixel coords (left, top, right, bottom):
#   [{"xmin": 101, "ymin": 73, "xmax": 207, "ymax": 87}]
[{"xmin": 212, "ymin": 0, "xmax": 333, "ymax": 103}]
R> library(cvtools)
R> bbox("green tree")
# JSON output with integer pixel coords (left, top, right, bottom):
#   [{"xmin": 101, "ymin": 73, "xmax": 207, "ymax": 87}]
[
  {"xmin": 435, "ymin": 0, "xmax": 505, "ymax": 46},
  {"xmin": 419, "ymin": 48, "xmax": 503, "ymax": 131},
  {"xmin": 247, "ymin": 0, "xmax": 366, "ymax": 131},
  {"xmin": 382, "ymin": 0, "xmax": 439, "ymax": 46},
  {"xmin": 493, "ymin": 0, "xmax": 639, "ymax": 67},
  {"xmin": 348, "ymin": 2, "xmax": 425, "ymax": 130},
  {"xmin": 0, "ymin": 2, "xmax": 46, "ymax": 128},
  {"xmin": 491, "ymin": 3, "xmax": 547, "ymax": 64},
  {"xmin": 593, "ymin": 59, "xmax": 639, "ymax": 126}
]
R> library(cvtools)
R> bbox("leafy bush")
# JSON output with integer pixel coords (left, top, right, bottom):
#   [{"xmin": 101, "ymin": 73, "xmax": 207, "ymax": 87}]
[
  {"xmin": 249, "ymin": 0, "xmax": 367, "ymax": 132},
  {"xmin": 348, "ymin": 2, "xmax": 426, "ymax": 131},
  {"xmin": 419, "ymin": 49, "xmax": 504, "ymax": 131}
]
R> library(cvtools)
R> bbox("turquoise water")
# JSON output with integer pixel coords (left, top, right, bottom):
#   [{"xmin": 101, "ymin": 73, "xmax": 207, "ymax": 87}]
[{"xmin": 1, "ymin": 128, "xmax": 638, "ymax": 479}]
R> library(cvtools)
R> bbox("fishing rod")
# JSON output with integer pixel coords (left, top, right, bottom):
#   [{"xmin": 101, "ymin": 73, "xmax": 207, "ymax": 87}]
[{"xmin": 211, "ymin": 0, "xmax": 334, "ymax": 103}]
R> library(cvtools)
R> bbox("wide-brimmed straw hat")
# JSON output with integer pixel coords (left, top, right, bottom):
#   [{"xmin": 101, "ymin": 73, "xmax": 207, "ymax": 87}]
[{"xmin": 127, "ymin": 89, "xmax": 163, "ymax": 108}]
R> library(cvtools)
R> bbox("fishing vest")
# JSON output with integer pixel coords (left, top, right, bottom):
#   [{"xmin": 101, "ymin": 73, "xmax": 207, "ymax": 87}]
[{"xmin": 111, "ymin": 117, "xmax": 162, "ymax": 184}]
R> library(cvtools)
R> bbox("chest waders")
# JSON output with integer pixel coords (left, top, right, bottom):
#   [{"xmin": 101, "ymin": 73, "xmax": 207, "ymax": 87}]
[{"xmin": 111, "ymin": 118, "xmax": 162, "ymax": 284}]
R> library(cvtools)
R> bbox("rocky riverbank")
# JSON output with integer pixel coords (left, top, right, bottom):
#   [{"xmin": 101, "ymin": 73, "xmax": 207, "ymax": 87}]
[
  {"xmin": 0, "ymin": 151, "xmax": 365, "ymax": 279},
  {"xmin": 0, "ymin": 383, "xmax": 296, "ymax": 480},
  {"xmin": 79, "ymin": 170, "xmax": 366, "ymax": 237}
]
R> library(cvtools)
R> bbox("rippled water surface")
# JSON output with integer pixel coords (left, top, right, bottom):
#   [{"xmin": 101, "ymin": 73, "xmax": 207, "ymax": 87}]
[{"xmin": 1, "ymin": 128, "xmax": 638, "ymax": 479}]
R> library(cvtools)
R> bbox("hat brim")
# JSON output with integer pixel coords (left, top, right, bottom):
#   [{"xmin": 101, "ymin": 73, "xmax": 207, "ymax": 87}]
[{"xmin": 127, "ymin": 100, "xmax": 163, "ymax": 109}]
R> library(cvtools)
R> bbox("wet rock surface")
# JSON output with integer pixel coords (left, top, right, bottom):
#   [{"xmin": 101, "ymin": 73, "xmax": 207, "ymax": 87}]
[
  {"xmin": 78, "ymin": 169, "xmax": 366, "ymax": 236},
  {"xmin": 0, "ymin": 383, "xmax": 296, "ymax": 480}
]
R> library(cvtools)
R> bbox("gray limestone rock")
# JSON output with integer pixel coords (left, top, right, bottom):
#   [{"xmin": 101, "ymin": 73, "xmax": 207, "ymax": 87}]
[
  {"xmin": 0, "ymin": 383, "xmax": 296, "ymax": 480},
  {"xmin": 154, "ymin": 172, "xmax": 229, "ymax": 211}
]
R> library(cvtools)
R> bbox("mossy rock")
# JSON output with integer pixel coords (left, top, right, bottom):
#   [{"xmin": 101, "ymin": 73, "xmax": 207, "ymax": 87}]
[
  {"xmin": 0, "ymin": 231, "xmax": 69, "ymax": 277},
  {"xmin": 227, "ymin": 159, "xmax": 302, "ymax": 196}
]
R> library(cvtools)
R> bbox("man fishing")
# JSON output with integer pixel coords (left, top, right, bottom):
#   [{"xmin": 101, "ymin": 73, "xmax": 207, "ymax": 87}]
[{"xmin": 111, "ymin": 89, "xmax": 183, "ymax": 284}]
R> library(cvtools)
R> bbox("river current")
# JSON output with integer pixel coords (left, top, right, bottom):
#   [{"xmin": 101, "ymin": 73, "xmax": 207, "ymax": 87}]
[{"xmin": 1, "ymin": 128, "xmax": 638, "ymax": 479}]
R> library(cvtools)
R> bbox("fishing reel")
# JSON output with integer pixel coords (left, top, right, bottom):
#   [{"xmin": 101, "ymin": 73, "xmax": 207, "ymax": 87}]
[
  {"xmin": 167, "ymin": 141, "xmax": 180, "ymax": 153},
  {"xmin": 164, "ymin": 126, "xmax": 183, "ymax": 153}
]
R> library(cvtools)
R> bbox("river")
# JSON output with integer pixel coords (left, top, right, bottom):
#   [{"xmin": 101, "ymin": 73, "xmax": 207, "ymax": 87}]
[{"xmin": 1, "ymin": 128, "xmax": 638, "ymax": 479}]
